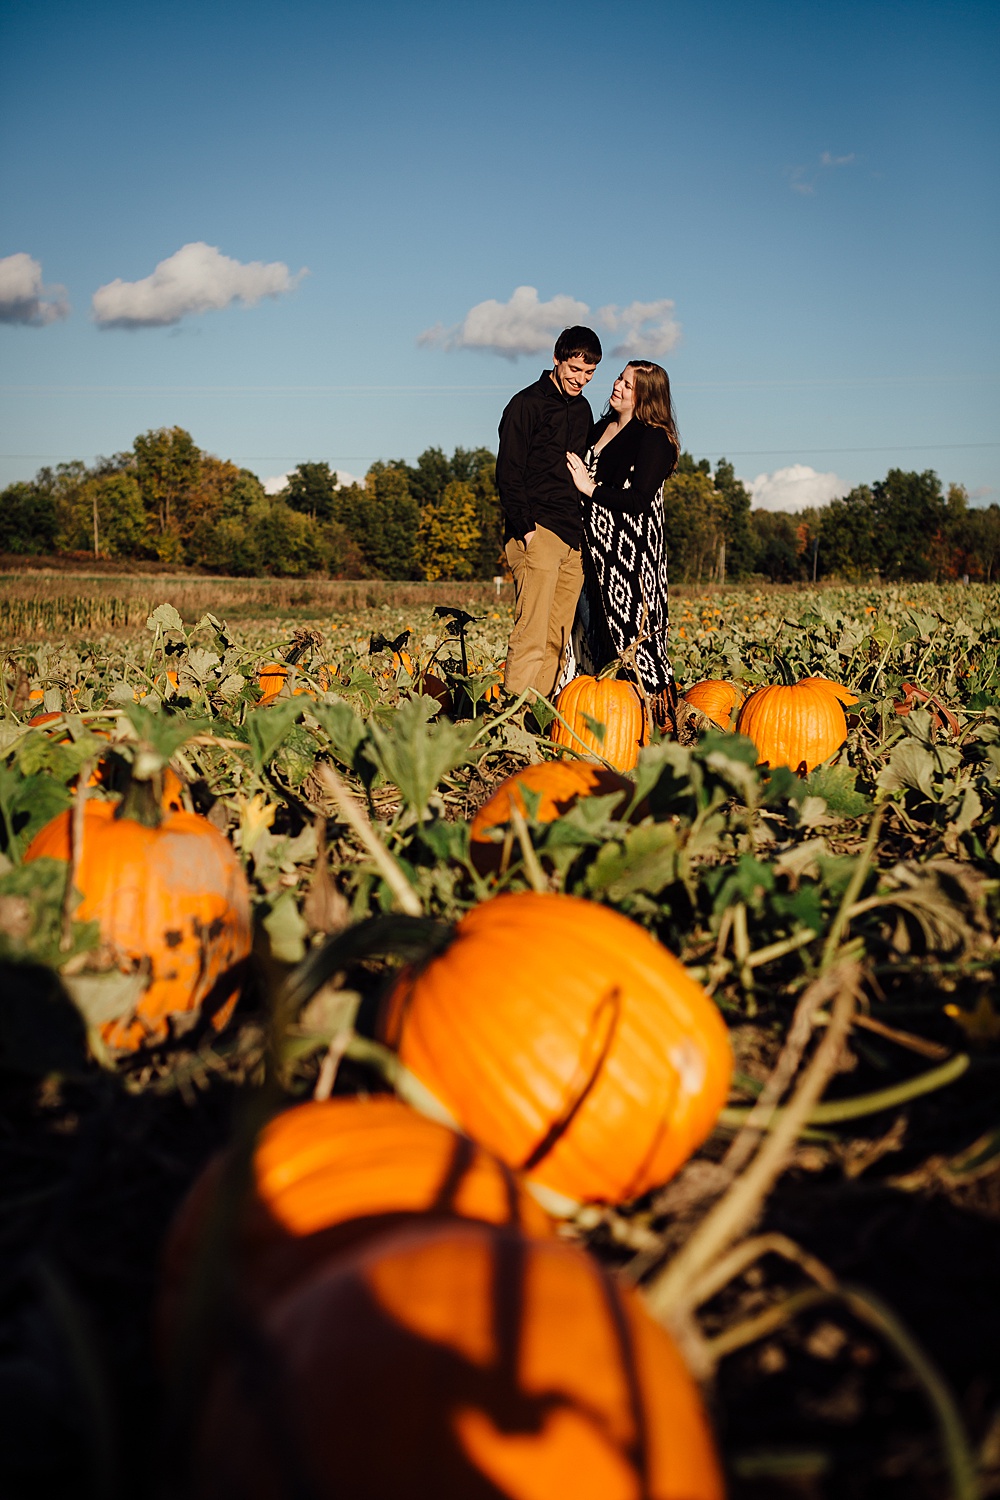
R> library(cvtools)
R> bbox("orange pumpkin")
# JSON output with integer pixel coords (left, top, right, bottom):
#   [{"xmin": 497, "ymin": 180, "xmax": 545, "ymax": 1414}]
[
  {"xmin": 195, "ymin": 1220, "xmax": 725, "ymax": 1500},
  {"xmin": 23, "ymin": 796, "xmax": 251, "ymax": 1051},
  {"xmin": 736, "ymin": 678, "xmax": 848, "ymax": 773},
  {"xmin": 550, "ymin": 675, "xmax": 648, "ymax": 772},
  {"xmin": 159, "ymin": 1096, "xmax": 554, "ymax": 1339},
  {"xmin": 257, "ymin": 663, "xmax": 287, "ymax": 701},
  {"xmin": 380, "ymin": 892, "xmax": 732, "ymax": 1211},
  {"xmin": 800, "ymin": 676, "xmax": 859, "ymax": 708},
  {"xmin": 470, "ymin": 760, "xmax": 632, "ymax": 845},
  {"xmin": 682, "ymin": 679, "xmax": 745, "ymax": 729}
]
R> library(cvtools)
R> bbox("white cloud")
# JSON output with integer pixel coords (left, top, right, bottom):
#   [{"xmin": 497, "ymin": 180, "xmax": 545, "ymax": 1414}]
[
  {"xmin": 262, "ymin": 469, "xmax": 361, "ymax": 495},
  {"xmin": 746, "ymin": 464, "xmax": 848, "ymax": 513},
  {"xmin": 789, "ymin": 152, "xmax": 857, "ymax": 194},
  {"xmin": 0, "ymin": 253, "xmax": 70, "ymax": 325},
  {"xmin": 418, "ymin": 285, "xmax": 590, "ymax": 359},
  {"xmin": 596, "ymin": 299, "xmax": 681, "ymax": 359},
  {"xmin": 420, "ymin": 286, "xmax": 682, "ymax": 363},
  {"xmin": 92, "ymin": 242, "xmax": 307, "ymax": 329}
]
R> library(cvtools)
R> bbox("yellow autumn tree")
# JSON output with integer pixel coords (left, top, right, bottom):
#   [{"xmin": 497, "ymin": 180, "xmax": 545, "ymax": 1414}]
[{"xmin": 416, "ymin": 480, "xmax": 481, "ymax": 581}]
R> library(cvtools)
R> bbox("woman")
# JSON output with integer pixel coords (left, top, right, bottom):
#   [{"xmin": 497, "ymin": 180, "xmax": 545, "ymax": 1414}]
[{"xmin": 565, "ymin": 359, "xmax": 679, "ymax": 729}]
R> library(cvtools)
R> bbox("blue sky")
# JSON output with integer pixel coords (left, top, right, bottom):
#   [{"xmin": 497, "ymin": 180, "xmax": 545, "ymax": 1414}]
[{"xmin": 2, "ymin": 0, "xmax": 997, "ymax": 511}]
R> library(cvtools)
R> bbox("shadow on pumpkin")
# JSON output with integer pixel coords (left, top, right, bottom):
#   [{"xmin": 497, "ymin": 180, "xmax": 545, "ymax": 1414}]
[
  {"xmin": 157, "ymin": 1098, "xmax": 555, "ymax": 1352},
  {"xmin": 192, "ymin": 1221, "xmax": 697, "ymax": 1500}
]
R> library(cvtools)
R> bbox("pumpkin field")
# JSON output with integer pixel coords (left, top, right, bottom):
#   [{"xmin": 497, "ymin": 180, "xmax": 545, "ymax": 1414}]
[{"xmin": 1, "ymin": 577, "xmax": 999, "ymax": 1499}]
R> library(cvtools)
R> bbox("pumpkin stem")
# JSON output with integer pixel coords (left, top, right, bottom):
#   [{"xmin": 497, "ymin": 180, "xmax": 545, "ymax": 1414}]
[
  {"xmin": 773, "ymin": 655, "xmax": 797, "ymax": 688},
  {"xmin": 117, "ymin": 753, "xmax": 165, "ymax": 828}
]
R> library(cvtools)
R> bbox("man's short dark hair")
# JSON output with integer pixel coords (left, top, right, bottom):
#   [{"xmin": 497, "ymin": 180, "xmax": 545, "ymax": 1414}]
[{"xmin": 554, "ymin": 325, "xmax": 602, "ymax": 364}]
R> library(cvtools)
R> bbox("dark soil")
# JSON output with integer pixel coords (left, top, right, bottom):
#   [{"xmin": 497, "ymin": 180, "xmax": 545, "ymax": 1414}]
[{"xmin": 1, "ymin": 983, "xmax": 998, "ymax": 1499}]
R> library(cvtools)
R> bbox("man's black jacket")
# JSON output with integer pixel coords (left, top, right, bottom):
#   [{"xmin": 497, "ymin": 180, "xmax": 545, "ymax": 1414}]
[{"xmin": 496, "ymin": 370, "xmax": 593, "ymax": 547}]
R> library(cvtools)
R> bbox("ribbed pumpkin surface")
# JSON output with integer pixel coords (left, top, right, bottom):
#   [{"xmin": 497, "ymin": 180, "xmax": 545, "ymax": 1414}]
[
  {"xmin": 195, "ymin": 1221, "xmax": 725, "ymax": 1500},
  {"xmin": 683, "ymin": 679, "xmax": 745, "ymax": 729},
  {"xmin": 159, "ymin": 1096, "xmax": 554, "ymax": 1335},
  {"xmin": 550, "ymin": 675, "xmax": 648, "ymax": 772},
  {"xmin": 470, "ymin": 760, "xmax": 632, "ymax": 842},
  {"xmin": 257, "ymin": 663, "xmax": 287, "ymax": 700},
  {"xmin": 800, "ymin": 675, "xmax": 859, "ymax": 707},
  {"xmin": 24, "ymin": 799, "xmax": 251, "ymax": 1050},
  {"xmin": 380, "ymin": 893, "xmax": 732, "ymax": 1208},
  {"xmin": 736, "ymin": 680, "xmax": 848, "ymax": 772}
]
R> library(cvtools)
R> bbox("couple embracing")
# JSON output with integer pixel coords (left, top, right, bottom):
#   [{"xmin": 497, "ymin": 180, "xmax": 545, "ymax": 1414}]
[{"xmin": 497, "ymin": 324, "xmax": 679, "ymax": 732}]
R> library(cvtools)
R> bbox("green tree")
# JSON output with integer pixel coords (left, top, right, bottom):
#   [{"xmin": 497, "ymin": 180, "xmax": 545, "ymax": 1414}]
[
  {"xmin": 85, "ymin": 474, "xmax": 149, "ymax": 557},
  {"xmin": 661, "ymin": 468, "xmax": 724, "ymax": 581},
  {"xmin": 0, "ymin": 482, "xmax": 57, "ymax": 554},
  {"xmin": 133, "ymin": 426, "xmax": 202, "ymax": 559},
  {"xmin": 751, "ymin": 511, "xmax": 807, "ymax": 582},
  {"xmin": 416, "ymin": 480, "xmax": 481, "ymax": 580},
  {"xmin": 251, "ymin": 500, "xmax": 329, "ymax": 576},
  {"xmin": 334, "ymin": 463, "xmax": 419, "ymax": 578},
  {"xmin": 405, "ymin": 447, "xmax": 452, "ymax": 508},
  {"xmin": 713, "ymin": 459, "xmax": 755, "ymax": 579},
  {"xmin": 870, "ymin": 469, "xmax": 946, "ymax": 580},
  {"xmin": 285, "ymin": 461, "xmax": 338, "ymax": 521},
  {"xmin": 818, "ymin": 487, "xmax": 878, "ymax": 580}
]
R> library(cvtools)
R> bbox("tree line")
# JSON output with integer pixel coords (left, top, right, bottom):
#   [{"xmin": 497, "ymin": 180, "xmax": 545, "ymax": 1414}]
[{"xmin": 1, "ymin": 426, "xmax": 997, "ymax": 583}]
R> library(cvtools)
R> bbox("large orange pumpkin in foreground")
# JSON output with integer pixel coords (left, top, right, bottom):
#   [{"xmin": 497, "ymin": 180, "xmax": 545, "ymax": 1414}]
[
  {"xmin": 736, "ymin": 677, "xmax": 848, "ymax": 773},
  {"xmin": 380, "ymin": 892, "xmax": 732, "ymax": 1212},
  {"xmin": 24, "ymin": 795, "xmax": 251, "ymax": 1051},
  {"xmin": 470, "ymin": 760, "xmax": 633, "ymax": 845},
  {"xmin": 158, "ymin": 1095, "xmax": 554, "ymax": 1337},
  {"xmin": 195, "ymin": 1220, "xmax": 725, "ymax": 1500},
  {"xmin": 550, "ymin": 675, "xmax": 648, "ymax": 772},
  {"xmin": 683, "ymin": 679, "xmax": 745, "ymax": 730}
]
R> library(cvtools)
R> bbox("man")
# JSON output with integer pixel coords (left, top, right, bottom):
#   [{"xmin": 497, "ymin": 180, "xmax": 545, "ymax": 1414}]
[{"xmin": 497, "ymin": 325, "xmax": 602, "ymax": 699}]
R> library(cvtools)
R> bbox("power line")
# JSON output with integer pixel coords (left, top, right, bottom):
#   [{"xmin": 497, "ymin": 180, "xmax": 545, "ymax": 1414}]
[
  {"xmin": 3, "ymin": 443, "xmax": 999, "ymax": 462},
  {"xmin": 1, "ymin": 374, "xmax": 998, "ymax": 396}
]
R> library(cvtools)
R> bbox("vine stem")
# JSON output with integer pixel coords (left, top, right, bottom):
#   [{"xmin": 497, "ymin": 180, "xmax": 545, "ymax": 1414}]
[
  {"xmin": 703, "ymin": 1282, "xmax": 980, "ymax": 1500},
  {"xmin": 60, "ymin": 761, "xmax": 94, "ymax": 951},
  {"xmin": 717, "ymin": 1050, "xmax": 969, "ymax": 1130},
  {"xmin": 508, "ymin": 805, "xmax": 548, "ymax": 893},
  {"xmin": 644, "ymin": 959, "xmax": 859, "ymax": 1320},
  {"xmin": 315, "ymin": 762, "xmax": 423, "ymax": 917},
  {"xmin": 820, "ymin": 804, "xmax": 884, "ymax": 970}
]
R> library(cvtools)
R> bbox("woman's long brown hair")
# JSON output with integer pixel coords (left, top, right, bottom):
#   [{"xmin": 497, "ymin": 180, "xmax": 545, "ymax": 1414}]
[{"xmin": 628, "ymin": 360, "xmax": 679, "ymax": 452}]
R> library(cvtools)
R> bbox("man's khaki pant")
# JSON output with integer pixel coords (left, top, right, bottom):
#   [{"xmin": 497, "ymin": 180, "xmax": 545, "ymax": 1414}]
[{"xmin": 503, "ymin": 525, "xmax": 584, "ymax": 699}]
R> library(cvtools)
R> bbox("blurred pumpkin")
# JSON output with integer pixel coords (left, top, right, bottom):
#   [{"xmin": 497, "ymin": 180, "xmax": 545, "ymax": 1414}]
[
  {"xmin": 470, "ymin": 760, "xmax": 632, "ymax": 851},
  {"xmin": 194, "ymin": 1220, "xmax": 724, "ymax": 1500},
  {"xmin": 159, "ymin": 1095, "xmax": 554, "ymax": 1340},
  {"xmin": 550, "ymin": 675, "xmax": 648, "ymax": 772},
  {"xmin": 380, "ymin": 892, "xmax": 732, "ymax": 1211},
  {"xmin": 682, "ymin": 679, "xmax": 745, "ymax": 730},
  {"xmin": 23, "ymin": 788, "xmax": 251, "ymax": 1051},
  {"xmin": 736, "ymin": 678, "xmax": 848, "ymax": 773},
  {"xmin": 257, "ymin": 663, "xmax": 287, "ymax": 701}
]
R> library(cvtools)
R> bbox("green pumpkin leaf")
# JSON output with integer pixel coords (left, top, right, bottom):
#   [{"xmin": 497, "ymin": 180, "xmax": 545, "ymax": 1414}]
[
  {"xmin": 801, "ymin": 764, "xmax": 873, "ymax": 818},
  {"xmin": 366, "ymin": 696, "xmax": 479, "ymax": 820},
  {"xmin": 146, "ymin": 603, "xmax": 185, "ymax": 633},
  {"xmin": 245, "ymin": 698, "xmax": 305, "ymax": 772}
]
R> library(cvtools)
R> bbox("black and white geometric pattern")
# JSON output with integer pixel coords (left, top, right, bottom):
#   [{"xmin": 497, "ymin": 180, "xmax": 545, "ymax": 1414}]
[{"xmin": 566, "ymin": 451, "xmax": 675, "ymax": 693}]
